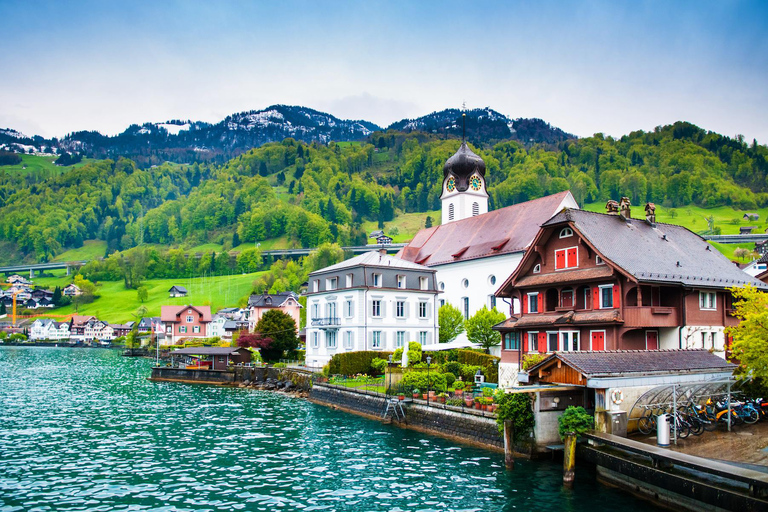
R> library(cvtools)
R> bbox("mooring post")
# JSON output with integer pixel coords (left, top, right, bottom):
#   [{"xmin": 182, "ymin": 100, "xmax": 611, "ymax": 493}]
[
  {"xmin": 563, "ymin": 433, "xmax": 577, "ymax": 486},
  {"xmin": 503, "ymin": 420, "xmax": 515, "ymax": 469}
]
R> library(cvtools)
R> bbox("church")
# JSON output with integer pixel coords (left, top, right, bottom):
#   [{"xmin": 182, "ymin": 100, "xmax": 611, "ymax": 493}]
[{"xmin": 397, "ymin": 139, "xmax": 578, "ymax": 383}]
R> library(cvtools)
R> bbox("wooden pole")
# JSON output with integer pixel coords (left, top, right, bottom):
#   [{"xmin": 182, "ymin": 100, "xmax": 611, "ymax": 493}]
[
  {"xmin": 503, "ymin": 420, "xmax": 515, "ymax": 470},
  {"xmin": 563, "ymin": 433, "xmax": 577, "ymax": 486}
]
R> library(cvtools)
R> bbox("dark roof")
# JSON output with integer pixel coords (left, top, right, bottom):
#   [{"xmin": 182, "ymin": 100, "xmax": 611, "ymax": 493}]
[
  {"xmin": 248, "ymin": 291, "xmax": 299, "ymax": 308},
  {"xmin": 510, "ymin": 310, "xmax": 623, "ymax": 328},
  {"xmin": 171, "ymin": 347, "xmax": 249, "ymax": 356},
  {"xmin": 528, "ymin": 349, "xmax": 735, "ymax": 377},
  {"xmin": 515, "ymin": 266, "xmax": 614, "ymax": 287},
  {"xmin": 542, "ymin": 208, "xmax": 768, "ymax": 290},
  {"xmin": 169, "ymin": 286, "xmax": 188, "ymax": 293},
  {"xmin": 443, "ymin": 141, "xmax": 486, "ymax": 192},
  {"xmin": 397, "ymin": 191, "xmax": 576, "ymax": 266}
]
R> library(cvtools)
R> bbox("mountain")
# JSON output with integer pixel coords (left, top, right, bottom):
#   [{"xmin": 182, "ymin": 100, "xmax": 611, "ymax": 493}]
[
  {"xmin": 387, "ymin": 107, "xmax": 575, "ymax": 145},
  {"xmin": 0, "ymin": 105, "xmax": 575, "ymax": 167}
]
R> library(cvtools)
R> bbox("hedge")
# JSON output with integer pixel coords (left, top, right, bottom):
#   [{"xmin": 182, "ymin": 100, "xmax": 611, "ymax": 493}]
[
  {"xmin": 457, "ymin": 349, "xmax": 500, "ymax": 383},
  {"xmin": 328, "ymin": 351, "xmax": 394, "ymax": 376}
]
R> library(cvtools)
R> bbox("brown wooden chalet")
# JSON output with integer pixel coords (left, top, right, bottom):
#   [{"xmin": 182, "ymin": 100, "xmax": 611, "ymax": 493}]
[{"xmin": 494, "ymin": 205, "xmax": 768, "ymax": 369}]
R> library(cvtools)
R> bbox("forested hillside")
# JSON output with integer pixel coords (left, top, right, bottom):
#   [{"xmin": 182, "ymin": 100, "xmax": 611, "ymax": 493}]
[{"xmin": 1, "ymin": 121, "xmax": 767, "ymax": 264}]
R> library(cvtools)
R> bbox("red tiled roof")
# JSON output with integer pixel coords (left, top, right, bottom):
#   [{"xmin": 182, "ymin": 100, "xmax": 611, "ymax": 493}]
[
  {"xmin": 397, "ymin": 191, "xmax": 576, "ymax": 267},
  {"xmin": 160, "ymin": 305, "xmax": 212, "ymax": 322}
]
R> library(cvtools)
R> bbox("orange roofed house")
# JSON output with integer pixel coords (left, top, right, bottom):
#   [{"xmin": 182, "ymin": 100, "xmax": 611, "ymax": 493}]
[
  {"xmin": 160, "ymin": 305, "xmax": 212, "ymax": 344},
  {"xmin": 493, "ymin": 204, "xmax": 768, "ymax": 384}
]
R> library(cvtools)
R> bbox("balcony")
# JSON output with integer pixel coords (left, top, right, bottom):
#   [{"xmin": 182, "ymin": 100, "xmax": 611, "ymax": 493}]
[
  {"xmin": 623, "ymin": 306, "xmax": 680, "ymax": 328},
  {"xmin": 311, "ymin": 317, "xmax": 341, "ymax": 329}
]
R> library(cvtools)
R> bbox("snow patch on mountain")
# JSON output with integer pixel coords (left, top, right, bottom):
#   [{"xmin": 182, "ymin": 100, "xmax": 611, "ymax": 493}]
[{"xmin": 0, "ymin": 128, "xmax": 28, "ymax": 139}]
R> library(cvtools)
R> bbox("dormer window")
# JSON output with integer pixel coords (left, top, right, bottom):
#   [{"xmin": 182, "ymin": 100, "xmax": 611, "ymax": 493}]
[
  {"xmin": 372, "ymin": 273, "xmax": 382, "ymax": 287},
  {"xmin": 596, "ymin": 256, "xmax": 605, "ymax": 265},
  {"xmin": 559, "ymin": 227, "xmax": 573, "ymax": 238},
  {"xmin": 397, "ymin": 275, "xmax": 406, "ymax": 289},
  {"xmin": 533, "ymin": 264, "xmax": 541, "ymax": 274}
]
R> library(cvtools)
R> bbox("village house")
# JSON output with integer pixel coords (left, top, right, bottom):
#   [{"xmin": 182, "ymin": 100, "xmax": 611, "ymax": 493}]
[
  {"xmin": 248, "ymin": 292, "xmax": 301, "ymax": 332},
  {"xmin": 29, "ymin": 318, "xmax": 70, "ymax": 341},
  {"xmin": 6, "ymin": 275, "xmax": 31, "ymax": 285},
  {"xmin": 207, "ymin": 314, "xmax": 228, "ymax": 339},
  {"xmin": 168, "ymin": 285, "xmax": 188, "ymax": 298},
  {"xmin": 160, "ymin": 305, "xmax": 212, "ymax": 344},
  {"xmin": 136, "ymin": 316, "xmax": 162, "ymax": 333},
  {"xmin": 110, "ymin": 324, "xmax": 133, "ymax": 338},
  {"xmin": 305, "ymin": 250, "xmax": 439, "ymax": 368},
  {"xmin": 69, "ymin": 315, "xmax": 97, "ymax": 341},
  {"xmin": 63, "ymin": 284, "xmax": 82, "ymax": 297},
  {"xmin": 493, "ymin": 204, "xmax": 768, "ymax": 385},
  {"xmin": 397, "ymin": 141, "xmax": 578, "ymax": 352}
]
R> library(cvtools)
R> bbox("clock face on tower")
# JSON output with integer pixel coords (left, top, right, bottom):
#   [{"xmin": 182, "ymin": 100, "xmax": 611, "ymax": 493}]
[
  {"xmin": 470, "ymin": 175, "xmax": 482, "ymax": 191},
  {"xmin": 446, "ymin": 176, "xmax": 456, "ymax": 192}
]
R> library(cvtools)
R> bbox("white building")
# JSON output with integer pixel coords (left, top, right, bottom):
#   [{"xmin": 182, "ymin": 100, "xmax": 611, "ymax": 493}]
[
  {"xmin": 208, "ymin": 314, "xmax": 227, "ymax": 339},
  {"xmin": 305, "ymin": 250, "xmax": 439, "ymax": 368},
  {"xmin": 29, "ymin": 318, "xmax": 70, "ymax": 341}
]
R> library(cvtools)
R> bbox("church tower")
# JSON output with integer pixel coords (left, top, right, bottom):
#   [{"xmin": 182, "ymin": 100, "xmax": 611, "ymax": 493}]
[{"xmin": 440, "ymin": 139, "xmax": 488, "ymax": 224}]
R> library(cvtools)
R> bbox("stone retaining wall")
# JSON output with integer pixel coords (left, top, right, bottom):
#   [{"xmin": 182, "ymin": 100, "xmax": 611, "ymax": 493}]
[{"xmin": 310, "ymin": 384, "xmax": 503, "ymax": 451}]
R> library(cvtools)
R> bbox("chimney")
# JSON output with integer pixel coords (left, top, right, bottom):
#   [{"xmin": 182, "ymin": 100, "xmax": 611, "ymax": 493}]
[
  {"xmin": 618, "ymin": 197, "xmax": 631, "ymax": 220},
  {"xmin": 379, "ymin": 248, "xmax": 387, "ymax": 256}
]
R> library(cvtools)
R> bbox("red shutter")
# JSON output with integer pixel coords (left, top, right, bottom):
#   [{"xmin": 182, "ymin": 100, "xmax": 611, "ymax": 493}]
[
  {"xmin": 522, "ymin": 296, "xmax": 527, "ymax": 314},
  {"xmin": 523, "ymin": 333, "xmax": 528, "ymax": 352},
  {"xmin": 537, "ymin": 293, "xmax": 543, "ymax": 313},
  {"xmin": 555, "ymin": 250, "xmax": 565, "ymax": 270},
  {"xmin": 613, "ymin": 284, "xmax": 620, "ymax": 309},
  {"xmin": 592, "ymin": 287, "xmax": 600, "ymax": 309},
  {"xmin": 567, "ymin": 247, "xmax": 578, "ymax": 268},
  {"xmin": 538, "ymin": 332, "xmax": 547, "ymax": 353}
]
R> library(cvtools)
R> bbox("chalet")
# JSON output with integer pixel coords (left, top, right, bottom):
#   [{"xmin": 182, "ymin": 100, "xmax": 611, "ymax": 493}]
[
  {"xmin": 755, "ymin": 239, "xmax": 768, "ymax": 256},
  {"xmin": 6, "ymin": 275, "xmax": 30, "ymax": 285},
  {"xmin": 63, "ymin": 284, "xmax": 82, "ymax": 296},
  {"xmin": 160, "ymin": 305, "xmax": 212, "ymax": 344},
  {"xmin": 494, "ymin": 205, "xmax": 768, "ymax": 384},
  {"xmin": 110, "ymin": 324, "xmax": 133, "ymax": 338},
  {"xmin": 168, "ymin": 285, "xmax": 188, "ymax": 298},
  {"xmin": 69, "ymin": 315, "xmax": 97, "ymax": 341},
  {"xmin": 248, "ymin": 292, "xmax": 301, "ymax": 332},
  {"xmin": 740, "ymin": 226, "xmax": 757, "ymax": 234},
  {"xmin": 30, "ymin": 289, "xmax": 53, "ymax": 301},
  {"xmin": 136, "ymin": 316, "xmax": 162, "ymax": 333},
  {"xmin": 83, "ymin": 319, "xmax": 113, "ymax": 341},
  {"xmin": 375, "ymin": 235, "xmax": 393, "ymax": 245},
  {"xmin": 743, "ymin": 213, "xmax": 759, "ymax": 221}
]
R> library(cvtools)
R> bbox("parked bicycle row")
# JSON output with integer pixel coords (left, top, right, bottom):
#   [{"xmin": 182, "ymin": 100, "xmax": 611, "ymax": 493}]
[{"xmin": 635, "ymin": 395, "xmax": 768, "ymax": 438}]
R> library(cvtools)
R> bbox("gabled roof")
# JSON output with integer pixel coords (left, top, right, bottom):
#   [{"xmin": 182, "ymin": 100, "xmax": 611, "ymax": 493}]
[
  {"xmin": 70, "ymin": 315, "xmax": 96, "ymax": 326},
  {"xmin": 397, "ymin": 191, "xmax": 577, "ymax": 267},
  {"xmin": 248, "ymin": 291, "xmax": 300, "ymax": 308},
  {"xmin": 160, "ymin": 305, "xmax": 212, "ymax": 322},
  {"xmin": 310, "ymin": 251, "xmax": 433, "ymax": 275},
  {"xmin": 527, "ymin": 349, "xmax": 734, "ymax": 378},
  {"xmin": 169, "ymin": 285, "xmax": 188, "ymax": 293},
  {"xmin": 537, "ymin": 208, "xmax": 766, "ymax": 290}
]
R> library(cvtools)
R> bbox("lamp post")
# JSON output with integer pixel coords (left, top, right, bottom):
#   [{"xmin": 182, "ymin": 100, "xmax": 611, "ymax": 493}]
[
  {"xmin": 426, "ymin": 356, "xmax": 432, "ymax": 407},
  {"xmin": 387, "ymin": 354, "xmax": 393, "ymax": 397}
]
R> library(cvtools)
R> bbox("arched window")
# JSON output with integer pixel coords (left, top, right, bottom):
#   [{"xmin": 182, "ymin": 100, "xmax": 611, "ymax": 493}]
[
  {"xmin": 448, "ymin": 203, "xmax": 455, "ymax": 221},
  {"xmin": 472, "ymin": 202, "xmax": 479, "ymax": 216},
  {"xmin": 533, "ymin": 264, "xmax": 541, "ymax": 274},
  {"xmin": 560, "ymin": 227, "xmax": 573, "ymax": 238}
]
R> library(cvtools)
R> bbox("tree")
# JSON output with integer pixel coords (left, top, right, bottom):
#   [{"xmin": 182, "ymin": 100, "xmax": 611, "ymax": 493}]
[
  {"xmin": 304, "ymin": 242, "xmax": 345, "ymax": 273},
  {"xmin": 137, "ymin": 286, "xmax": 148, "ymax": 303},
  {"xmin": 438, "ymin": 303, "xmax": 464, "ymax": 343},
  {"xmin": 236, "ymin": 331, "xmax": 272, "ymax": 351},
  {"xmin": 465, "ymin": 306, "xmax": 506, "ymax": 353},
  {"xmin": 0, "ymin": 302, "xmax": 5, "ymax": 315},
  {"xmin": 254, "ymin": 309, "xmax": 299, "ymax": 361},
  {"xmin": 425, "ymin": 215, "xmax": 433, "ymax": 228},
  {"xmin": 71, "ymin": 274, "xmax": 97, "ymax": 311},
  {"xmin": 52, "ymin": 286, "xmax": 62, "ymax": 306},
  {"xmin": 726, "ymin": 285, "xmax": 768, "ymax": 381}
]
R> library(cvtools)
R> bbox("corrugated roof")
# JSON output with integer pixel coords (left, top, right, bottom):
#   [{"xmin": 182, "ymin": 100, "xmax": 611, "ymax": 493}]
[
  {"xmin": 397, "ymin": 191, "xmax": 576, "ymax": 267},
  {"xmin": 310, "ymin": 251, "xmax": 433, "ymax": 275},
  {"xmin": 543, "ymin": 208, "xmax": 768, "ymax": 290},
  {"xmin": 528, "ymin": 349, "xmax": 735, "ymax": 377}
]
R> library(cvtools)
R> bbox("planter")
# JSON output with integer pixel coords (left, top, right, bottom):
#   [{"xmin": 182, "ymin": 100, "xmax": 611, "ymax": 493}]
[
  {"xmin": 398, "ymin": 395, "xmax": 405, "ymax": 401},
  {"xmin": 464, "ymin": 398, "xmax": 474, "ymax": 407},
  {"xmin": 413, "ymin": 393, "xmax": 420, "ymax": 399},
  {"xmin": 474, "ymin": 403, "xmax": 482, "ymax": 410},
  {"xmin": 423, "ymin": 394, "xmax": 429, "ymax": 400},
  {"xmin": 454, "ymin": 389, "xmax": 463, "ymax": 396}
]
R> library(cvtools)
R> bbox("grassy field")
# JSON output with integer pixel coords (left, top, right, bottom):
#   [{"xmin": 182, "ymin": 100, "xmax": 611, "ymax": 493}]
[
  {"xmin": 583, "ymin": 202, "xmax": 768, "ymax": 235},
  {"xmin": 30, "ymin": 269, "xmax": 264, "ymax": 323},
  {"xmin": 0, "ymin": 154, "xmax": 93, "ymax": 176},
  {"xmin": 52, "ymin": 240, "xmax": 108, "ymax": 262},
  {"xmin": 362, "ymin": 209, "xmax": 440, "ymax": 243}
]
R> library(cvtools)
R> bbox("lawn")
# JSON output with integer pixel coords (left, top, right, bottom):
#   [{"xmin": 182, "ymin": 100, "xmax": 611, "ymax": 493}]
[
  {"xmin": 52, "ymin": 240, "xmax": 108, "ymax": 262},
  {"xmin": 30, "ymin": 269, "xmax": 264, "ymax": 323},
  {"xmin": 0, "ymin": 154, "xmax": 93, "ymax": 176},
  {"xmin": 362, "ymin": 209, "xmax": 441, "ymax": 243},
  {"xmin": 583, "ymin": 202, "xmax": 768, "ymax": 235}
]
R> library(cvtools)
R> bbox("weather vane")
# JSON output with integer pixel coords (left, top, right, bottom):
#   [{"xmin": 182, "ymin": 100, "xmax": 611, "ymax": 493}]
[{"xmin": 461, "ymin": 101, "xmax": 467, "ymax": 142}]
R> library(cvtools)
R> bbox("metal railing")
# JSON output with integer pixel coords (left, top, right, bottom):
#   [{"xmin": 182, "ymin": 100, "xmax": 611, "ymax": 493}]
[{"xmin": 310, "ymin": 317, "xmax": 341, "ymax": 327}]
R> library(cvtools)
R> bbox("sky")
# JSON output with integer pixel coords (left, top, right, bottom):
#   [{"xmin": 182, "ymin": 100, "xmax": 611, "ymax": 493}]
[{"xmin": 1, "ymin": 0, "xmax": 767, "ymax": 142}]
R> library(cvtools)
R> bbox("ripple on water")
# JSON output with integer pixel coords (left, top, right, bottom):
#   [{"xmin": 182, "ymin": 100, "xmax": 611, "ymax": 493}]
[{"xmin": 0, "ymin": 347, "xmax": 654, "ymax": 512}]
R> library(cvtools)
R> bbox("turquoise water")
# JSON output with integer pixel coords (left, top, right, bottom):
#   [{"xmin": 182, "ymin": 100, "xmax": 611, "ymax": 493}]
[{"xmin": 0, "ymin": 347, "xmax": 653, "ymax": 511}]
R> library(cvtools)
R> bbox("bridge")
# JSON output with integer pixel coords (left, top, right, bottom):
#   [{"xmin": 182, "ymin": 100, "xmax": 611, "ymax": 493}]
[
  {"xmin": 0, "ymin": 260, "xmax": 88, "ymax": 278},
  {"xmin": 701, "ymin": 234, "xmax": 768, "ymax": 244}
]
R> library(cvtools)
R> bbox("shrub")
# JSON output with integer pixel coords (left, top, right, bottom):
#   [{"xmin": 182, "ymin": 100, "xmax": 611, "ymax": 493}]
[
  {"xmin": 558, "ymin": 406, "xmax": 595, "ymax": 439},
  {"xmin": 328, "ymin": 351, "xmax": 394, "ymax": 375},
  {"xmin": 272, "ymin": 362, "xmax": 287, "ymax": 368},
  {"xmin": 446, "ymin": 398, "xmax": 464, "ymax": 407},
  {"xmin": 443, "ymin": 361, "xmax": 462, "ymax": 376},
  {"xmin": 460, "ymin": 364, "xmax": 482, "ymax": 382},
  {"xmin": 457, "ymin": 349, "xmax": 500, "ymax": 383},
  {"xmin": 495, "ymin": 392, "xmax": 535, "ymax": 443},
  {"xmin": 482, "ymin": 387, "xmax": 494, "ymax": 398},
  {"xmin": 9, "ymin": 333, "xmax": 27, "ymax": 342},
  {"xmin": 407, "ymin": 347, "xmax": 422, "ymax": 366},
  {"xmin": 443, "ymin": 372, "xmax": 456, "ymax": 387},
  {"xmin": 401, "ymin": 371, "xmax": 447, "ymax": 393},
  {"xmin": 370, "ymin": 357, "xmax": 388, "ymax": 374},
  {"xmin": 393, "ymin": 347, "xmax": 403, "ymax": 362},
  {"xmin": 521, "ymin": 353, "xmax": 547, "ymax": 371}
]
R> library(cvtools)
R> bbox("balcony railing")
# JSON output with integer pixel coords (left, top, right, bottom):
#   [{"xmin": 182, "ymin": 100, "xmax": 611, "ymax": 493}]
[
  {"xmin": 311, "ymin": 317, "xmax": 341, "ymax": 328},
  {"xmin": 623, "ymin": 306, "xmax": 680, "ymax": 327}
]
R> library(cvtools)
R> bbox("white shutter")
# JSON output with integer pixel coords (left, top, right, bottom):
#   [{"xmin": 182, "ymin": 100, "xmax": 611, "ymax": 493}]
[
  {"xmin": 381, "ymin": 301, "xmax": 387, "ymax": 318},
  {"xmin": 405, "ymin": 302, "xmax": 410, "ymax": 318},
  {"xmin": 381, "ymin": 331, "xmax": 387, "ymax": 349}
]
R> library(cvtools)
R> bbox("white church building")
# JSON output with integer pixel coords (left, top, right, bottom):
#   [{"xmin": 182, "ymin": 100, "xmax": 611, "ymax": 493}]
[{"xmin": 397, "ymin": 141, "xmax": 578, "ymax": 385}]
